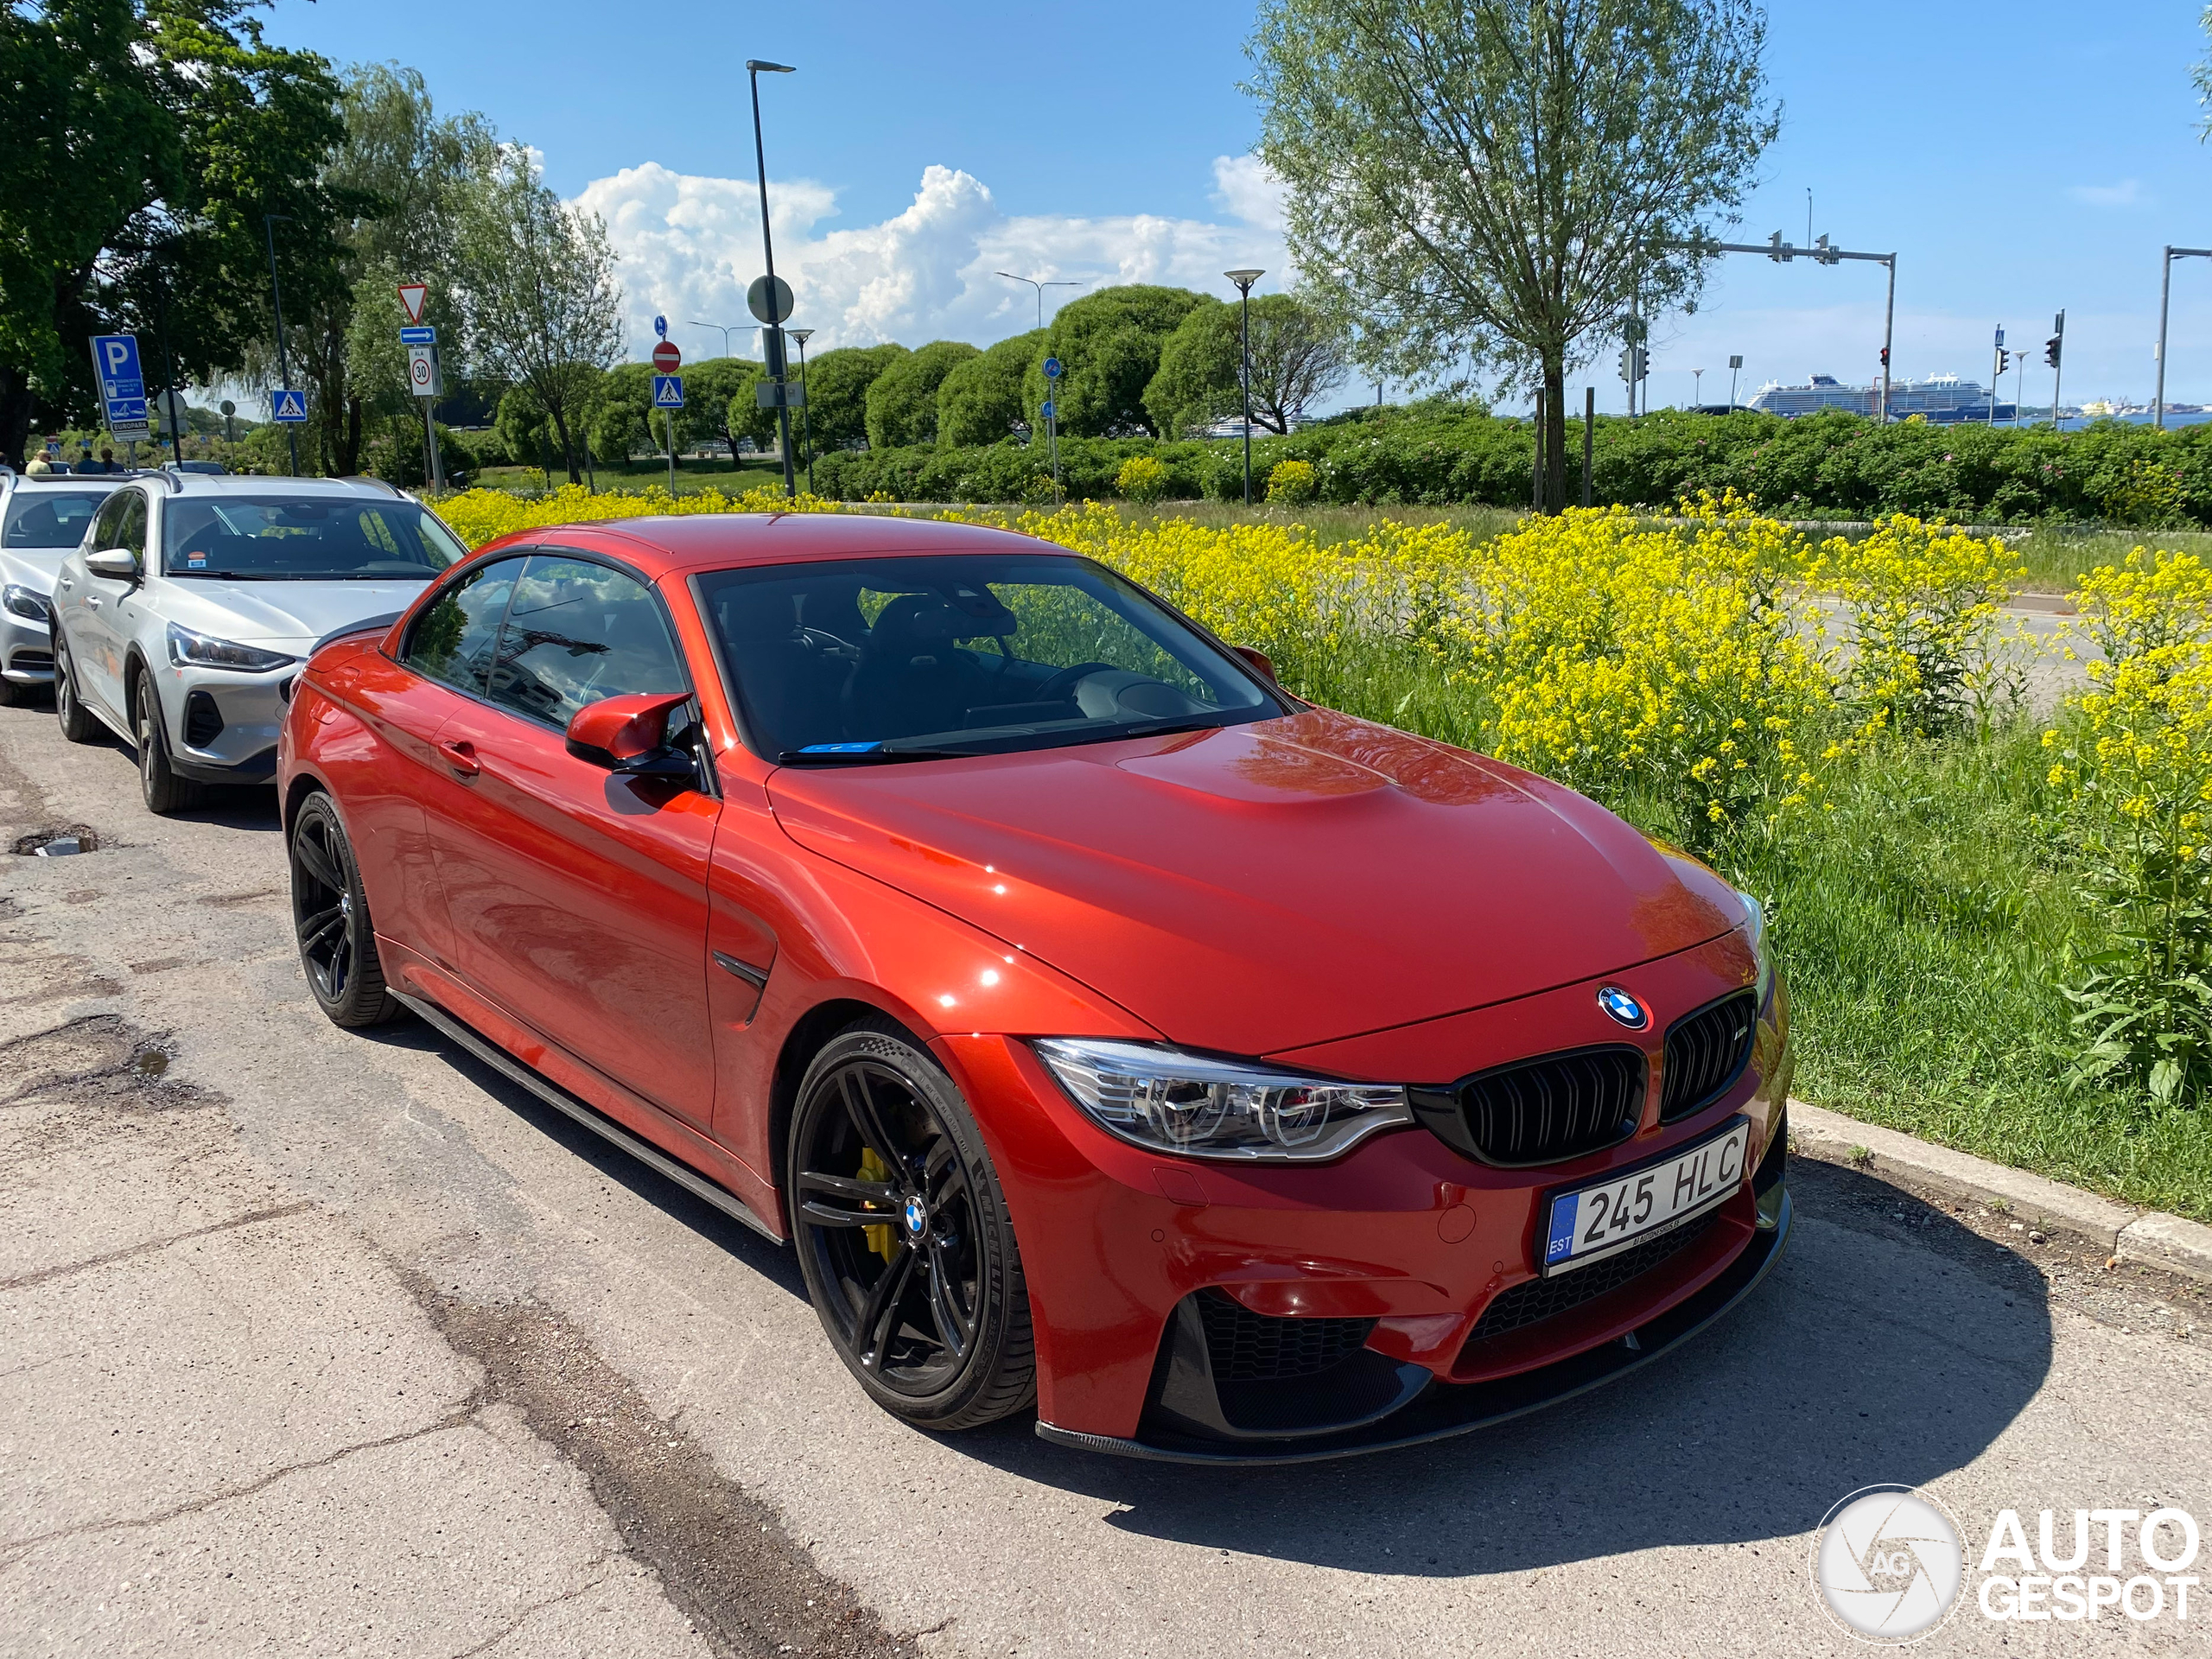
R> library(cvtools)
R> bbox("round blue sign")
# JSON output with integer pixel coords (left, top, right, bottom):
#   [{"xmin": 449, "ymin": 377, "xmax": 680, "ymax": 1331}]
[
  {"xmin": 1042, "ymin": 356, "xmax": 1063, "ymax": 380},
  {"xmin": 653, "ymin": 315, "xmax": 668, "ymax": 340}
]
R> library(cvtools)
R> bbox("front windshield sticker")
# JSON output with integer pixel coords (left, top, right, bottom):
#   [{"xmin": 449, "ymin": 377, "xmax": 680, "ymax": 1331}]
[
  {"xmin": 187, "ymin": 550, "xmax": 207, "ymax": 568},
  {"xmin": 800, "ymin": 741, "xmax": 883, "ymax": 753}
]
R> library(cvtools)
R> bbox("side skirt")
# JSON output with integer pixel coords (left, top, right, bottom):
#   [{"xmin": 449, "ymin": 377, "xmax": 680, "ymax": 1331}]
[{"xmin": 391, "ymin": 988, "xmax": 783, "ymax": 1245}]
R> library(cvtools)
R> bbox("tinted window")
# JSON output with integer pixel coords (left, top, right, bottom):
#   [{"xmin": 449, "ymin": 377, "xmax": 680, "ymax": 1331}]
[
  {"xmin": 696, "ymin": 553, "xmax": 1278, "ymax": 763},
  {"xmin": 87, "ymin": 492, "xmax": 133, "ymax": 553},
  {"xmin": 161, "ymin": 495, "xmax": 464, "ymax": 578},
  {"xmin": 403, "ymin": 557, "xmax": 524, "ymax": 696},
  {"xmin": 487, "ymin": 556, "xmax": 687, "ymax": 728},
  {"xmin": 3, "ymin": 489, "xmax": 113, "ymax": 549},
  {"xmin": 116, "ymin": 493, "xmax": 149, "ymax": 558}
]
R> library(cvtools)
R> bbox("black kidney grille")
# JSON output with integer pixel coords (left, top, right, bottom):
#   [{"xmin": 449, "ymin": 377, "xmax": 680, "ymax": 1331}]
[
  {"xmin": 1195, "ymin": 1289, "xmax": 1376, "ymax": 1382},
  {"xmin": 1461, "ymin": 1211, "xmax": 1721, "ymax": 1350},
  {"xmin": 1659, "ymin": 991, "xmax": 1758, "ymax": 1122},
  {"xmin": 1456, "ymin": 1046, "xmax": 1645, "ymax": 1166}
]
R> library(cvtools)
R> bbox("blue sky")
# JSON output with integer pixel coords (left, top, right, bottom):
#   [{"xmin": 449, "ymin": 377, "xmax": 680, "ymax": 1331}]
[{"xmin": 270, "ymin": 1, "xmax": 2212, "ymax": 409}]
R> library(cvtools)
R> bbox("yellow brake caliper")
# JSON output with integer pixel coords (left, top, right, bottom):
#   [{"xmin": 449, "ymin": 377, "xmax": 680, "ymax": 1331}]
[{"xmin": 858, "ymin": 1147, "xmax": 897, "ymax": 1265}]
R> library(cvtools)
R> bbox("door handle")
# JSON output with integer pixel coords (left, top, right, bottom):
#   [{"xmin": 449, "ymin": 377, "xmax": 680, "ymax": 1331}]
[
  {"xmin": 85, "ymin": 595, "xmax": 101, "ymax": 610},
  {"xmin": 56, "ymin": 577, "xmax": 72, "ymax": 592},
  {"xmin": 437, "ymin": 738, "xmax": 480, "ymax": 779}
]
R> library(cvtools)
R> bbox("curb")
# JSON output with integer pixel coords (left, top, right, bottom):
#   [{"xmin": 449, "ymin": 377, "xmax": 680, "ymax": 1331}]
[{"xmin": 1788, "ymin": 1099, "xmax": 2212, "ymax": 1285}]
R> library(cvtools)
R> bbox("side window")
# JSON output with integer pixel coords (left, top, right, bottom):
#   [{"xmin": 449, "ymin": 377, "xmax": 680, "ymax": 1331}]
[
  {"xmin": 403, "ymin": 556, "xmax": 524, "ymax": 695},
  {"xmin": 88, "ymin": 491, "xmax": 133, "ymax": 554},
  {"xmin": 488, "ymin": 555, "xmax": 687, "ymax": 729},
  {"xmin": 117, "ymin": 493, "xmax": 149, "ymax": 558}
]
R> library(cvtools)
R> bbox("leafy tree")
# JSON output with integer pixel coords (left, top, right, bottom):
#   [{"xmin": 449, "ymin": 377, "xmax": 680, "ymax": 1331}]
[
  {"xmin": 938, "ymin": 329, "xmax": 1044, "ymax": 448},
  {"xmin": 0, "ymin": 1, "xmax": 350, "ymax": 467},
  {"xmin": 1025, "ymin": 286, "xmax": 1209, "ymax": 437},
  {"xmin": 457, "ymin": 147, "xmax": 623, "ymax": 482},
  {"xmin": 865, "ymin": 340, "xmax": 979, "ymax": 449},
  {"xmin": 803, "ymin": 343, "xmax": 909, "ymax": 450},
  {"xmin": 1249, "ymin": 0, "xmax": 1778, "ymax": 511},
  {"xmin": 1146, "ymin": 294, "xmax": 1351, "ymax": 437}
]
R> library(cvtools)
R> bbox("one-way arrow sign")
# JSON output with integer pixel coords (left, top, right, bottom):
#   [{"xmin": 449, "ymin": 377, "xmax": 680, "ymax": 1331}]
[{"xmin": 397, "ymin": 283, "xmax": 428, "ymax": 324}]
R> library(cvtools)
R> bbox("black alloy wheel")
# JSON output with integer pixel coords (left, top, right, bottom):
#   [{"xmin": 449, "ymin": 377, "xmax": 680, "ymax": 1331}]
[
  {"xmin": 54, "ymin": 632, "xmax": 99, "ymax": 743},
  {"xmin": 289, "ymin": 790, "xmax": 399, "ymax": 1028},
  {"xmin": 132, "ymin": 672, "xmax": 203, "ymax": 815},
  {"xmin": 789, "ymin": 1020, "xmax": 1035, "ymax": 1430}
]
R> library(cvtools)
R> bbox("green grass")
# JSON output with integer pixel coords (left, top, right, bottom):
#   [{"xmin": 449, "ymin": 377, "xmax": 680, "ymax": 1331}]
[
  {"xmin": 2009, "ymin": 524, "xmax": 2212, "ymax": 594},
  {"xmin": 468, "ymin": 455, "xmax": 791, "ymax": 498}
]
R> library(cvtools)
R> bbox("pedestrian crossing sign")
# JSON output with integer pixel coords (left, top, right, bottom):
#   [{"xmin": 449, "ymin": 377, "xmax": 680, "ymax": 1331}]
[
  {"xmin": 652, "ymin": 375, "xmax": 684, "ymax": 410},
  {"xmin": 270, "ymin": 387, "xmax": 308, "ymax": 423}
]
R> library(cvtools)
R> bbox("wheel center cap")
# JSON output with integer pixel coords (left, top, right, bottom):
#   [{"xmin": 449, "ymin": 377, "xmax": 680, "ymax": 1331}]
[{"xmin": 902, "ymin": 1195, "xmax": 927, "ymax": 1237}]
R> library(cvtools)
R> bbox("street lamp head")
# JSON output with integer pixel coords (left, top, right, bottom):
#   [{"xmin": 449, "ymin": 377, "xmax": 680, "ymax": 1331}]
[
  {"xmin": 1224, "ymin": 268, "xmax": 1265, "ymax": 291},
  {"xmin": 788, "ymin": 327, "xmax": 813, "ymax": 346},
  {"xmin": 747, "ymin": 60, "xmax": 796, "ymax": 73}
]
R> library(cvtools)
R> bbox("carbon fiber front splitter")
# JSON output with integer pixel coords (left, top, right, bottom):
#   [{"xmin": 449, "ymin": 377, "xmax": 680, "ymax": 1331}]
[{"xmin": 1034, "ymin": 1189, "xmax": 1790, "ymax": 1465}]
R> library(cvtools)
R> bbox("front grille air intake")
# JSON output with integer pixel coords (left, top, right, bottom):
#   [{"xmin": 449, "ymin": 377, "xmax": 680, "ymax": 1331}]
[
  {"xmin": 1659, "ymin": 990, "xmax": 1758, "ymax": 1122},
  {"xmin": 1194, "ymin": 1290, "xmax": 1376, "ymax": 1382},
  {"xmin": 1411, "ymin": 1046, "xmax": 1645, "ymax": 1167},
  {"xmin": 1460, "ymin": 1210, "xmax": 1721, "ymax": 1351}
]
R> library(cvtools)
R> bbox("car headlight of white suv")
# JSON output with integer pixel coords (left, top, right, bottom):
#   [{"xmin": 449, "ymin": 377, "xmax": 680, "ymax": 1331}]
[
  {"xmin": 3, "ymin": 583, "xmax": 48, "ymax": 622},
  {"xmin": 165, "ymin": 622, "xmax": 295, "ymax": 673}
]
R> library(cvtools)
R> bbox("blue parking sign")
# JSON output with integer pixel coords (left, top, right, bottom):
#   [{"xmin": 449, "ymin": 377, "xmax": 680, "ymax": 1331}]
[
  {"xmin": 652, "ymin": 374, "xmax": 684, "ymax": 410},
  {"xmin": 89, "ymin": 334, "xmax": 149, "ymax": 426}
]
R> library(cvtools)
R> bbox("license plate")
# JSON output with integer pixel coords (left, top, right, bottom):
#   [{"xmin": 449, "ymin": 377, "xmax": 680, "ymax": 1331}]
[{"xmin": 1541, "ymin": 1118, "xmax": 1750, "ymax": 1276}]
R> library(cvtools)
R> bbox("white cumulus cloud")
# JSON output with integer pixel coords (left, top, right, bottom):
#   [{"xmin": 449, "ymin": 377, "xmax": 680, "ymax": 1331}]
[
  {"xmin": 2068, "ymin": 178, "xmax": 2148, "ymax": 208},
  {"xmin": 569, "ymin": 158, "xmax": 1290, "ymax": 363}
]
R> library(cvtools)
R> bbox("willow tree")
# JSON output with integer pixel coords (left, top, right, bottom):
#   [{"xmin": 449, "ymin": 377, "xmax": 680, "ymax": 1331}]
[{"xmin": 1249, "ymin": 0, "xmax": 1777, "ymax": 510}]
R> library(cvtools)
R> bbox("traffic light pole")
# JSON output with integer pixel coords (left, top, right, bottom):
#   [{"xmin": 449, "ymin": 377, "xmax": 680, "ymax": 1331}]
[
  {"xmin": 1702, "ymin": 238, "xmax": 1897, "ymax": 422},
  {"xmin": 2156, "ymin": 247, "xmax": 2212, "ymax": 429},
  {"xmin": 2049, "ymin": 310, "xmax": 2066, "ymax": 430}
]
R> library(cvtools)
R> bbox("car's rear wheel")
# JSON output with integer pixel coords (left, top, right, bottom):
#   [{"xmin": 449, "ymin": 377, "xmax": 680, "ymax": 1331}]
[
  {"xmin": 289, "ymin": 790, "xmax": 399, "ymax": 1027},
  {"xmin": 789, "ymin": 1020, "xmax": 1036, "ymax": 1431},
  {"xmin": 54, "ymin": 632, "xmax": 98, "ymax": 742},
  {"xmin": 133, "ymin": 672, "xmax": 203, "ymax": 815}
]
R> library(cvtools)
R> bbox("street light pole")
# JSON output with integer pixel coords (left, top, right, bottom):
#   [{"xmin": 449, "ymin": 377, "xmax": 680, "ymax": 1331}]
[
  {"xmin": 1225, "ymin": 269, "xmax": 1263, "ymax": 505},
  {"xmin": 995, "ymin": 272, "xmax": 1083, "ymax": 331},
  {"xmin": 746, "ymin": 60, "xmax": 798, "ymax": 498},
  {"xmin": 1728, "ymin": 353, "xmax": 1743, "ymax": 411},
  {"xmin": 1692, "ymin": 368, "xmax": 1704, "ymax": 410},
  {"xmin": 263, "ymin": 213, "xmax": 297, "ymax": 475},
  {"xmin": 788, "ymin": 327, "xmax": 814, "ymax": 494},
  {"xmin": 687, "ymin": 321, "xmax": 736, "ymax": 359},
  {"xmin": 2156, "ymin": 247, "xmax": 2212, "ymax": 429}
]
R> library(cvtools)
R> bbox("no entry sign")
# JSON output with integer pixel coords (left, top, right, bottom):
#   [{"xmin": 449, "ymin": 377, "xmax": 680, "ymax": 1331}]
[{"xmin": 652, "ymin": 340, "xmax": 682, "ymax": 372}]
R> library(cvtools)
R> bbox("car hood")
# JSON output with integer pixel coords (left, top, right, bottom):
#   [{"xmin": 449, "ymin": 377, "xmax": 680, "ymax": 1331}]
[
  {"xmin": 766, "ymin": 708, "xmax": 1744, "ymax": 1058},
  {"xmin": 162, "ymin": 577, "xmax": 437, "ymax": 649}
]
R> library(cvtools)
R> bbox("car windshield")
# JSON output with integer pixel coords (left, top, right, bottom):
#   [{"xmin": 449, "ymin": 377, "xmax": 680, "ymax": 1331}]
[
  {"xmin": 3, "ymin": 487, "xmax": 115, "ymax": 550},
  {"xmin": 696, "ymin": 552, "xmax": 1281, "ymax": 763},
  {"xmin": 162, "ymin": 495, "xmax": 466, "ymax": 580}
]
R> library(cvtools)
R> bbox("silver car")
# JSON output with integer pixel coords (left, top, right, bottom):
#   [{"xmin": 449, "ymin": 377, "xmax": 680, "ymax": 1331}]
[
  {"xmin": 1, "ymin": 472, "xmax": 130, "ymax": 702},
  {"xmin": 50, "ymin": 474, "xmax": 468, "ymax": 813}
]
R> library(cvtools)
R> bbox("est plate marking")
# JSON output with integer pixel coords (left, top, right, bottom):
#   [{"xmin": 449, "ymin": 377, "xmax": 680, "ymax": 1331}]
[{"xmin": 1541, "ymin": 1117, "xmax": 1750, "ymax": 1276}]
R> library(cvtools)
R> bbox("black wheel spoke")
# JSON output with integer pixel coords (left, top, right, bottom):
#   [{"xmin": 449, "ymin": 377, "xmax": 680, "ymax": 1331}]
[
  {"xmin": 297, "ymin": 906, "xmax": 346, "ymax": 956},
  {"xmin": 923, "ymin": 1249, "xmax": 973, "ymax": 1359},
  {"xmin": 855, "ymin": 1249, "xmax": 916, "ymax": 1367},
  {"xmin": 796, "ymin": 1168, "xmax": 901, "ymax": 1228},
  {"xmin": 294, "ymin": 834, "xmax": 343, "ymax": 895},
  {"xmin": 839, "ymin": 1068, "xmax": 906, "ymax": 1178}
]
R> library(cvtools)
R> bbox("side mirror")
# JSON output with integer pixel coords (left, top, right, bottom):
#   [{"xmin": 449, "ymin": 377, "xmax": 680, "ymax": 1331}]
[
  {"xmin": 565, "ymin": 691, "xmax": 697, "ymax": 778},
  {"xmin": 1233, "ymin": 645, "xmax": 1277, "ymax": 683},
  {"xmin": 86, "ymin": 548, "xmax": 139, "ymax": 582}
]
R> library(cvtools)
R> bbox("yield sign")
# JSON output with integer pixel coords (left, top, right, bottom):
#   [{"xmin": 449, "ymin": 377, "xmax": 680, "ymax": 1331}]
[{"xmin": 397, "ymin": 283, "xmax": 429, "ymax": 324}]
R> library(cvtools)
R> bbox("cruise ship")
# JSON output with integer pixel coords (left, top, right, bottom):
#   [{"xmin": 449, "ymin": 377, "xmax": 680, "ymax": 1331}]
[{"xmin": 1749, "ymin": 373, "xmax": 2016, "ymax": 423}]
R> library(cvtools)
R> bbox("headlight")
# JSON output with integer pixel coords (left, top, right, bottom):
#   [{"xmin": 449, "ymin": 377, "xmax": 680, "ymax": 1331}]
[
  {"xmin": 1033, "ymin": 1038, "xmax": 1413, "ymax": 1162},
  {"xmin": 166, "ymin": 622, "xmax": 294, "ymax": 672},
  {"xmin": 1737, "ymin": 889, "xmax": 1774, "ymax": 1005},
  {"xmin": 3, "ymin": 583, "xmax": 47, "ymax": 623}
]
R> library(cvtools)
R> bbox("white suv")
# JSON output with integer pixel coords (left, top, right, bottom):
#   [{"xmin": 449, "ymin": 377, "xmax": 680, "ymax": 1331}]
[{"xmin": 51, "ymin": 474, "xmax": 468, "ymax": 812}]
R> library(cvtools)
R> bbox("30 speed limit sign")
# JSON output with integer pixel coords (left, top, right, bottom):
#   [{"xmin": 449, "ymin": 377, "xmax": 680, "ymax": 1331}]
[{"xmin": 407, "ymin": 344, "xmax": 444, "ymax": 397}]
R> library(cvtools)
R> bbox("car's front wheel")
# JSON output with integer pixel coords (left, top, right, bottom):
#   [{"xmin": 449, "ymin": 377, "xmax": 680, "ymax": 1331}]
[
  {"xmin": 289, "ymin": 790, "xmax": 399, "ymax": 1027},
  {"xmin": 789, "ymin": 1020, "xmax": 1036, "ymax": 1431},
  {"xmin": 54, "ymin": 632, "xmax": 98, "ymax": 742},
  {"xmin": 132, "ymin": 672, "xmax": 203, "ymax": 815}
]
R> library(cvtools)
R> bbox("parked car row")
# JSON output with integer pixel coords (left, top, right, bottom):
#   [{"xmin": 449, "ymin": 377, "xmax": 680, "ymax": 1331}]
[{"xmin": 8, "ymin": 477, "xmax": 1793, "ymax": 1461}]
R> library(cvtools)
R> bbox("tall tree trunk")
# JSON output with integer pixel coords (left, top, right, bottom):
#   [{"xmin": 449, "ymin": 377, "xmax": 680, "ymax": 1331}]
[
  {"xmin": 0, "ymin": 365, "xmax": 35, "ymax": 471},
  {"xmin": 340, "ymin": 394, "xmax": 363, "ymax": 478},
  {"xmin": 549, "ymin": 401, "xmax": 580, "ymax": 484},
  {"xmin": 1543, "ymin": 355, "xmax": 1569, "ymax": 514}
]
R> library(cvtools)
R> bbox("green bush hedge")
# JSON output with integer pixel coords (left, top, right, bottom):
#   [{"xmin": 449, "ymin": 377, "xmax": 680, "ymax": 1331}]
[{"xmin": 808, "ymin": 404, "xmax": 2212, "ymax": 525}]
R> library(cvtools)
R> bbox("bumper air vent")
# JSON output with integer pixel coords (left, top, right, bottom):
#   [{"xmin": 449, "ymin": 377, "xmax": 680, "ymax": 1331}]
[
  {"xmin": 1460, "ymin": 1211, "xmax": 1722, "ymax": 1351},
  {"xmin": 183, "ymin": 690, "xmax": 224, "ymax": 748}
]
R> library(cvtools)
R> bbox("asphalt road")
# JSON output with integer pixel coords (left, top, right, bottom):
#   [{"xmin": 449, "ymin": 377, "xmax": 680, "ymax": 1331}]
[{"xmin": 3, "ymin": 685, "xmax": 2208, "ymax": 1659}]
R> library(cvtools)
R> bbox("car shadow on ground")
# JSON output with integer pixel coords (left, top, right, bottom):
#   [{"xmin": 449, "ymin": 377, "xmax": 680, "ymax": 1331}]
[{"xmin": 949, "ymin": 1159, "xmax": 2054, "ymax": 1576}]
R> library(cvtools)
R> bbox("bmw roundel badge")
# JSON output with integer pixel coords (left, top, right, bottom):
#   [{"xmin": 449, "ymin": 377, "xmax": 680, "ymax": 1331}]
[
  {"xmin": 903, "ymin": 1196, "xmax": 928, "ymax": 1236},
  {"xmin": 1596, "ymin": 985, "xmax": 1649, "ymax": 1030}
]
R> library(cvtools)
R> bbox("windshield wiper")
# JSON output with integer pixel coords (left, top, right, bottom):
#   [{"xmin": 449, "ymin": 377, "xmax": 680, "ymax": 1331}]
[{"xmin": 778, "ymin": 745, "xmax": 988, "ymax": 765}]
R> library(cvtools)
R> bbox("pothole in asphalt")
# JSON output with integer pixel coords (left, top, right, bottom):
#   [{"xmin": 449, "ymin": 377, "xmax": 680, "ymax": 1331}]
[
  {"xmin": 0, "ymin": 1014, "xmax": 205, "ymax": 1111},
  {"xmin": 410, "ymin": 1280, "xmax": 925, "ymax": 1659},
  {"xmin": 11, "ymin": 824, "xmax": 100, "ymax": 857}
]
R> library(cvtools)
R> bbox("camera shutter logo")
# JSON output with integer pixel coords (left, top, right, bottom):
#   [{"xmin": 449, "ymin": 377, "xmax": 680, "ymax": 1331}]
[{"xmin": 1811, "ymin": 1485, "xmax": 1965, "ymax": 1643}]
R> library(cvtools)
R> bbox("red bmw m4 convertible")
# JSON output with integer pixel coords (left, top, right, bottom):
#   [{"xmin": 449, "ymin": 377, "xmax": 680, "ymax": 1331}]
[{"xmin": 278, "ymin": 512, "xmax": 1790, "ymax": 1462}]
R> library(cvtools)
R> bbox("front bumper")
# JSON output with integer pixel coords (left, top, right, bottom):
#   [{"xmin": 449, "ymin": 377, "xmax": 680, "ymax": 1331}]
[
  {"xmin": 933, "ymin": 931, "xmax": 1791, "ymax": 1459},
  {"xmin": 154, "ymin": 658, "xmax": 294, "ymax": 784}
]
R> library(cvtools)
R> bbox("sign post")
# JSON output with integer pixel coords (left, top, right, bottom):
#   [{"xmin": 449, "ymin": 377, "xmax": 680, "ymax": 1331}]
[
  {"xmin": 1041, "ymin": 356, "xmax": 1064, "ymax": 506},
  {"xmin": 651, "ymin": 341, "xmax": 683, "ymax": 493},
  {"xmin": 88, "ymin": 335, "xmax": 152, "ymax": 448},
  {"xmin": 748, "ymin": 274, "xmax": 798, "ymax": 498}
]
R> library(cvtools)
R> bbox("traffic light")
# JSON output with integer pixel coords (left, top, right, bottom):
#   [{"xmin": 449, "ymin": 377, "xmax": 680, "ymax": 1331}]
[
  {"xmin": 1997, "ymin": 349, "xmax": 2012, "ymax": 377},
  {"xmin": 2044, "ymin": 336, "xmax": 2063, "ymax": 369},
  {"xmin": 1878, "ymin": 346, "xmax": 1890, "ymax": 368},
  {"xmin": 1618, "ymin": 346, "xmax": 1647, "ymax": 385}
]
